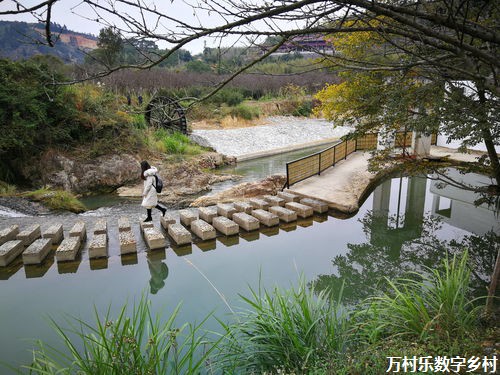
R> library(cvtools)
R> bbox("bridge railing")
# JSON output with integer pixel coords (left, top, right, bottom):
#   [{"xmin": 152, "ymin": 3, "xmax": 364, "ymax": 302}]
[{"xmin": 284, "ymin": 131, "xmax": 437, "ymax": 189}]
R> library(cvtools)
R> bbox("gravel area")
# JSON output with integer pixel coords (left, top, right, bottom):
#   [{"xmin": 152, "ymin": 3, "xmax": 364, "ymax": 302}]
[{"xmin": 190, "ymin": 116, "xmax": 353, "ymax": 158}]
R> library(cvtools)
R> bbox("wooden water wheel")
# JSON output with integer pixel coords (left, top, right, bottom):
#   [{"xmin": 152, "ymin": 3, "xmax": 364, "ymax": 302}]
[{"xmin": 145, "ymin": 96, "xmax": 188, "ymax": 134}]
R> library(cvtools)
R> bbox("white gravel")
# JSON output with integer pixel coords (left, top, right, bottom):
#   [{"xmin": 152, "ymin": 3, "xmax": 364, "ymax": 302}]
[{"xmin": 190, "ymin": 116, "xmax": 353, "ymax": 158}]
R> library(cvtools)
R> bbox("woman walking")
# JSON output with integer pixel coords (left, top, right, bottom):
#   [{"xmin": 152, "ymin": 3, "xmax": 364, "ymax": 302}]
[{"xmin": 141, "ymin": 161, "xmax": 166, "ymax": 222}]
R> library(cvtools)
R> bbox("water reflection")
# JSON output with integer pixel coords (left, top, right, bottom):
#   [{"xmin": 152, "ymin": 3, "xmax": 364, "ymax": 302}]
[
  {"xmin": 311, "ymin": 174, "xmax": 500, "ymax": 304},
  {"xmin": 147, "ymin": 251, "xmax": 169, "ymax": 295}
]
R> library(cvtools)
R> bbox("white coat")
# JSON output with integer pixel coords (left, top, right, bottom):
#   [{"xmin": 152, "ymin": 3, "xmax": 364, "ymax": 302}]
[{"xmin": 141, "ymin": 166, "xmax": 158, "ymax": 208}]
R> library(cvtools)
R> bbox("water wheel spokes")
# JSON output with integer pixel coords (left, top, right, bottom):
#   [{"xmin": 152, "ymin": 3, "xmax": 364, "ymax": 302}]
[{"xmin": 145, "ymin": 96, "xmax": 188, "ymax": 134}]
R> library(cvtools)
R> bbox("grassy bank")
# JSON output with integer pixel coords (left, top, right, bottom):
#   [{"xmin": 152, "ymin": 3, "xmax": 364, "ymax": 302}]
[
  {"xmin": 21, "ymin": 188, "xmax": 87, "ymax": 213},
  {"xmin": 14, "ymin": 251, "xmax": 495, "ymax": 374}
]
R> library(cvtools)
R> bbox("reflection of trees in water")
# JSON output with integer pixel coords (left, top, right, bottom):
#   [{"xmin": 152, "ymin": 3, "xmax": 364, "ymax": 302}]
[{"xmin": 311, "ymin": 211, "xmax": 499, "ymax": 305}]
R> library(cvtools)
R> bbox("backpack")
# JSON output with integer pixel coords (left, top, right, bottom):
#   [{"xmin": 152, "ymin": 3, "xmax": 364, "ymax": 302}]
[{"xmin": 153, "ymin": 174, "xmax": 164, "ymax": 193}]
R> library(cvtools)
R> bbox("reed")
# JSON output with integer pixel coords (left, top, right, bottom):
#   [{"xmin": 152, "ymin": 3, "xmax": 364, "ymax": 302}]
[
  {"xmin": 22, "ymin": 295, "xmax": 220, "ymax": 375},
  {"xmin": 216, "ymin": 278, "xmax": 350, "ymax": 374},
  {"xmin": 360, "ymin": 251, "xmax": 482, "ymax": 343}
]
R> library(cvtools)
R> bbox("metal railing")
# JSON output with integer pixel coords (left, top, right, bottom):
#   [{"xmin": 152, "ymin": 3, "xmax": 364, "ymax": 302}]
[{"xmin": 284, "ymin": 132, "xmax": 437, "ymax": 189}]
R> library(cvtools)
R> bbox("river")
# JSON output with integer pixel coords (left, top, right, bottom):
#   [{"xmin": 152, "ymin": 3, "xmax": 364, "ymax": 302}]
[{"xmin": 0, "ymin": 148, "xmax": 498, "ymax": 373}]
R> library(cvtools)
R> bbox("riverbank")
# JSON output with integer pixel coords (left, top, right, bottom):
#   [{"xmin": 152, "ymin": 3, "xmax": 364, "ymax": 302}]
[{"xmin": 190, "ymin": 116, "xmax": 352, "ymax": 159}]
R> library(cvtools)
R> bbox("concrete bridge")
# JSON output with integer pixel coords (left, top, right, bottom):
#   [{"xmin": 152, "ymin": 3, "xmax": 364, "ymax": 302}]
[{"xmin": 0, "ymin": 193, "xmax": 329, "ymax": 275}]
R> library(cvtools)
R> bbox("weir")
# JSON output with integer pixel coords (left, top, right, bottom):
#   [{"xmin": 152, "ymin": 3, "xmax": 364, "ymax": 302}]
[{"xmin": 0, "ymin": 193, "xmax": 329, "ymax": 270}]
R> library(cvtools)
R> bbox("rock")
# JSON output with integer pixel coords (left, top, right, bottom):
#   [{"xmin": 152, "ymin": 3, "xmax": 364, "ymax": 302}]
[
  {"xmin": 190, "ymin": 174, "xmax": 287, "ymax": 207},
  {"xmin": 22, "ymin": 152, "xmax": 140, "ymax": 194}
]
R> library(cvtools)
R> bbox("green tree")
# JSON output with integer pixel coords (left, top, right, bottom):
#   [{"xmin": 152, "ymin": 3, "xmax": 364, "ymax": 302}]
[
  {"xmin": 0, "ymin": 59, "xmax": 78, "ymax": 180},
  {"xmin": 92, "ymin": 26, "xmax": 123, "ymax": 67}
]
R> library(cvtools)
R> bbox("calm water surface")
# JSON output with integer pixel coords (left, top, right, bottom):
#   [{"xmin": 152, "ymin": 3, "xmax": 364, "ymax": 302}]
[{"xmin": 0, "ymin": 160, "xmax": 498, "ymax": 372}]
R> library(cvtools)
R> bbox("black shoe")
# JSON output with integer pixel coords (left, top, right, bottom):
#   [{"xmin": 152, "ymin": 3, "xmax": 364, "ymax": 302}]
[
  {"xmin": 143, "ymin": 217, "xmax": 152, "ymax": 222},
  {"xmin": 161, "ymin": 208, "xmax": 166, "ymax": 217}
]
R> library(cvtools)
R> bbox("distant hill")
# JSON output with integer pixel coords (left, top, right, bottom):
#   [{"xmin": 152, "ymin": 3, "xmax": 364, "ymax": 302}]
[{"xmin": 0, "ymin": 21, "xmax": 97, "ymax": 63}]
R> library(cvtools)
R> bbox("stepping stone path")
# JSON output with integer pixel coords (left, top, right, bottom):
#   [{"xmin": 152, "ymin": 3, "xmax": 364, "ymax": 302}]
[
  {"xmin": 23, "ymin": 238, "xmax": 52, "ymax": 265},
  {"xmin": 217, "ymin": 203, "xmax": 237, "ymax": 219},
  {"xmin": 118, "ymin": 217, "xmax": 137, "ymax": 255},
  {"xmin": 263, "ymin": 195, "xmax": 285, "ymax": 207},
  {"xmin": 269, "ymin": 206, "xmax": 298, "ymax": 223},
  {"xmin": 299, "ymin": 198, "xmax": 329, "ymax": 213},
  {"xmin": 249, "ymin": 198, "xmax": 269, "ymax": 210},
  {"xmin": 42, "ymin": 224, "xmax": 64, "ymax": 245},
  {"xmin": 212, "ymin": 216, "xmax": 239, "ymax": 236},
  {"xmin": 191, "ymin": 219, "xmax": 216, "ymax": 240},
  {"xmin": 233, "ymin": 202, "xmax": 253, "ymax": 214},
  {"xmin": 168, "ymin": 223, "xmax": 192, "ymax": 245},
  {"xmin": 251, "ymin": 209, "xmax": 279, "ymax": 227},
  {"xmin": 277, "ymin": 191, "xmax": 300, "ymax": 203},
  {"xmin": 0, "ymin": 225, "xmax": 19, "ymax": 246},
  {"xmin": 232, "ymin": 212, "xmax": 260, "ymax": 231},
  {"xmin": 56, "ymin": 237, "xmax": 81, "ymax": 262},
  {"xmin": 0, "ymin": 194, "xmax": 330, "ymax": 268},
  {"xmin": 16, "ymin": 224, "xmax": 41, "ymax": 247},
  {"xmin": 179, "ymin": 209, "xmax": 198, "ymax": 227},
  {"xmin": 0, "ymin": 240, "xmax": 24, "ymax": 266},
  {"xmin": 285, "ymin": 202, "xmax": 314, "ymax": 218},
  {"xmin": 198, "ymin": 206, "xmax": 218, "ymax": 224},
  {"xmin": 69, "ymin": 221, "xmax": 87, "ymax": 241},
  {"xmin": 89, "ymin": 234, "xmax": 108, "ymax": 258}
]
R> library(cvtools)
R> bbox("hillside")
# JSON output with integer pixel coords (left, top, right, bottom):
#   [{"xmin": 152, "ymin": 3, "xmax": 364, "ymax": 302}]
[{"xmin": 0, "ymin": 21, "xmax": 97, "ymax": 63}]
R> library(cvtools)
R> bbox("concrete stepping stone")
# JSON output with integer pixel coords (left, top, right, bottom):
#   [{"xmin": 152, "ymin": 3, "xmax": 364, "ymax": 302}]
[
  {"xmin": 22, "ymin": 238, "xmax": 52, "ymax": 265},
  {"xmin": 55, "ymin": 237, "xmax": 81, "ymax": 262},
  {"xmin": 16, "ymin": 224, "xmax": 41, "ymax": 247},
  {"xmin": 198, "ymin": 206, "xmax": 218, "ymax": 224},
  {"xmin": 217, "ymin": 203, "xmax": 237, "ymax": 219},
  {"xmin": 167, "ymin": 223, "xmax": 192, "ymax": 245},
  {"xmin": 0, "ymin": 225, "xmax": 19, "ymax": 246},
  {"xmin": 143, "ymin": 226, "xmax": 167, "ymax": 250},
  {"xmin": 285, "ymin": 202, "xmax": 314, "ymax": 218},
  {"xmin": 179, "ymin": 209, "xmax": 198, "ymax": 227},
  {"xmin": 300, "ymin": 198, "xmax": 329, "ymax": 213},
  {"xmin": 160, "ymin": 213, "xmax": 176, "ymax": 229},
  {"xmin": 232, "ymin": 212, "xmax": 260, "ymax": 231},
  {"xmin": 69, "ymin": 221, "xmax": 86, "ymax": 241},
  {"xmin": 249, "ymin": 198, "xmax": 269, "ymax": 210},
  {"xmin": 263, "ymin": 195, "xmax": 285, "ymax": 207},
  {"xmin": 118, "ymin": 217, "xmax": 131, "ymax": 232},
  {"xmin": 93, "ymin": 219, "xmax": 107, "ymax": 235},
  {"xmin": 191, "ymin": 219, "xmax": 217, "ymax": 240},
  {"xmin": 234, "ymin": 201, "xmax": 253, "ymax": 214},
  {"xmin": 269, "ymin": 206, "xmax": 298, "ymax": 223},
  {"xmin": 42, "ymin": 224, "xmax": 64, "ymax": 245},
  {"xmin": 212, "ymin": 216, "xmax": 239, "ymax": 236},
  {"xmin": 0, "ymin": 240, "xmax": 24, "ymax": 266},
  {"xmin": 89, "ymin": 234, "xmax": 108, "ymax": 258},
  {"xmin": 251, "ymin": 209, "xmax": 279, "ymax": 227},
  {"xmin": 277, "ymin": 191, "xmax": 300, "ymax": 203},
  {"xmin": 140, "ymin": 221, "xmax": 155, "ymax": 233},
  {"xmin": 119, "ymin": 230, "xmax": 137, "ymax": 254}
]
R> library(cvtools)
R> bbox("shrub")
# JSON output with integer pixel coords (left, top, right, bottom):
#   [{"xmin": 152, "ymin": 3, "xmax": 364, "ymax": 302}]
[
  {"xmin": 22, "ymin": 188, "xmax": 86, "ymax": 213},
  {"xmin": 225, "ymin": 103, "xmax": 260, "ymax": 120}
]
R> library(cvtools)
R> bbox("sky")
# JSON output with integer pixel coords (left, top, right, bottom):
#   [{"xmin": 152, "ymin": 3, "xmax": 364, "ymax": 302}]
[{"xmin": 0, "ymin": 0, "xmax": 252, "ymax": 54}]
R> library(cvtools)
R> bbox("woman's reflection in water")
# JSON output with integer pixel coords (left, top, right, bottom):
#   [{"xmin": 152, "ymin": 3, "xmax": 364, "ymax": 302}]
[{"xmin": 147, "ymin": 258, "xmax": 169, "ymax": 294}]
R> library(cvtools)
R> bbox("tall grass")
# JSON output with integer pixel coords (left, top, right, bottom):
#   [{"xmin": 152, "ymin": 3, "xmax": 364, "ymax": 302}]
[
  {"xmin": 22, "ymin": 295, "xmax": 220, "ymax": 375},
  {"xmin": 216, "ymin": 278, "xmax": 350, "ymax": 374},
  {"xmin": 145, "ymin": 129, "xmax": 205, "ymax": 155},
  {"xmin": 359, "ymin": 251, "xmax": 482, "ymax": 343}
]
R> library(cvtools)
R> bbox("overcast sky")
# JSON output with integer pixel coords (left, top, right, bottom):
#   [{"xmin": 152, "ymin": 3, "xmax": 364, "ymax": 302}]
[{"xmin": 0, "ymin": 0, "xmax": 251, "ymax": 54}]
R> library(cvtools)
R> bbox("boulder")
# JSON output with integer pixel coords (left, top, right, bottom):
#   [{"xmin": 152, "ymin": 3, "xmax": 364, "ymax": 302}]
[{"xmin": 190, "ymin": 175, "xmax": 287, "ymax": 207}]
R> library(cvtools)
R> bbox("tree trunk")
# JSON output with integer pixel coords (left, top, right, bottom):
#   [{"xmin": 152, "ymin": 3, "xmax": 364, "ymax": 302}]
[{"xmin": 478, "ymin": 88, "xmax": 500, "ymax": 187}]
